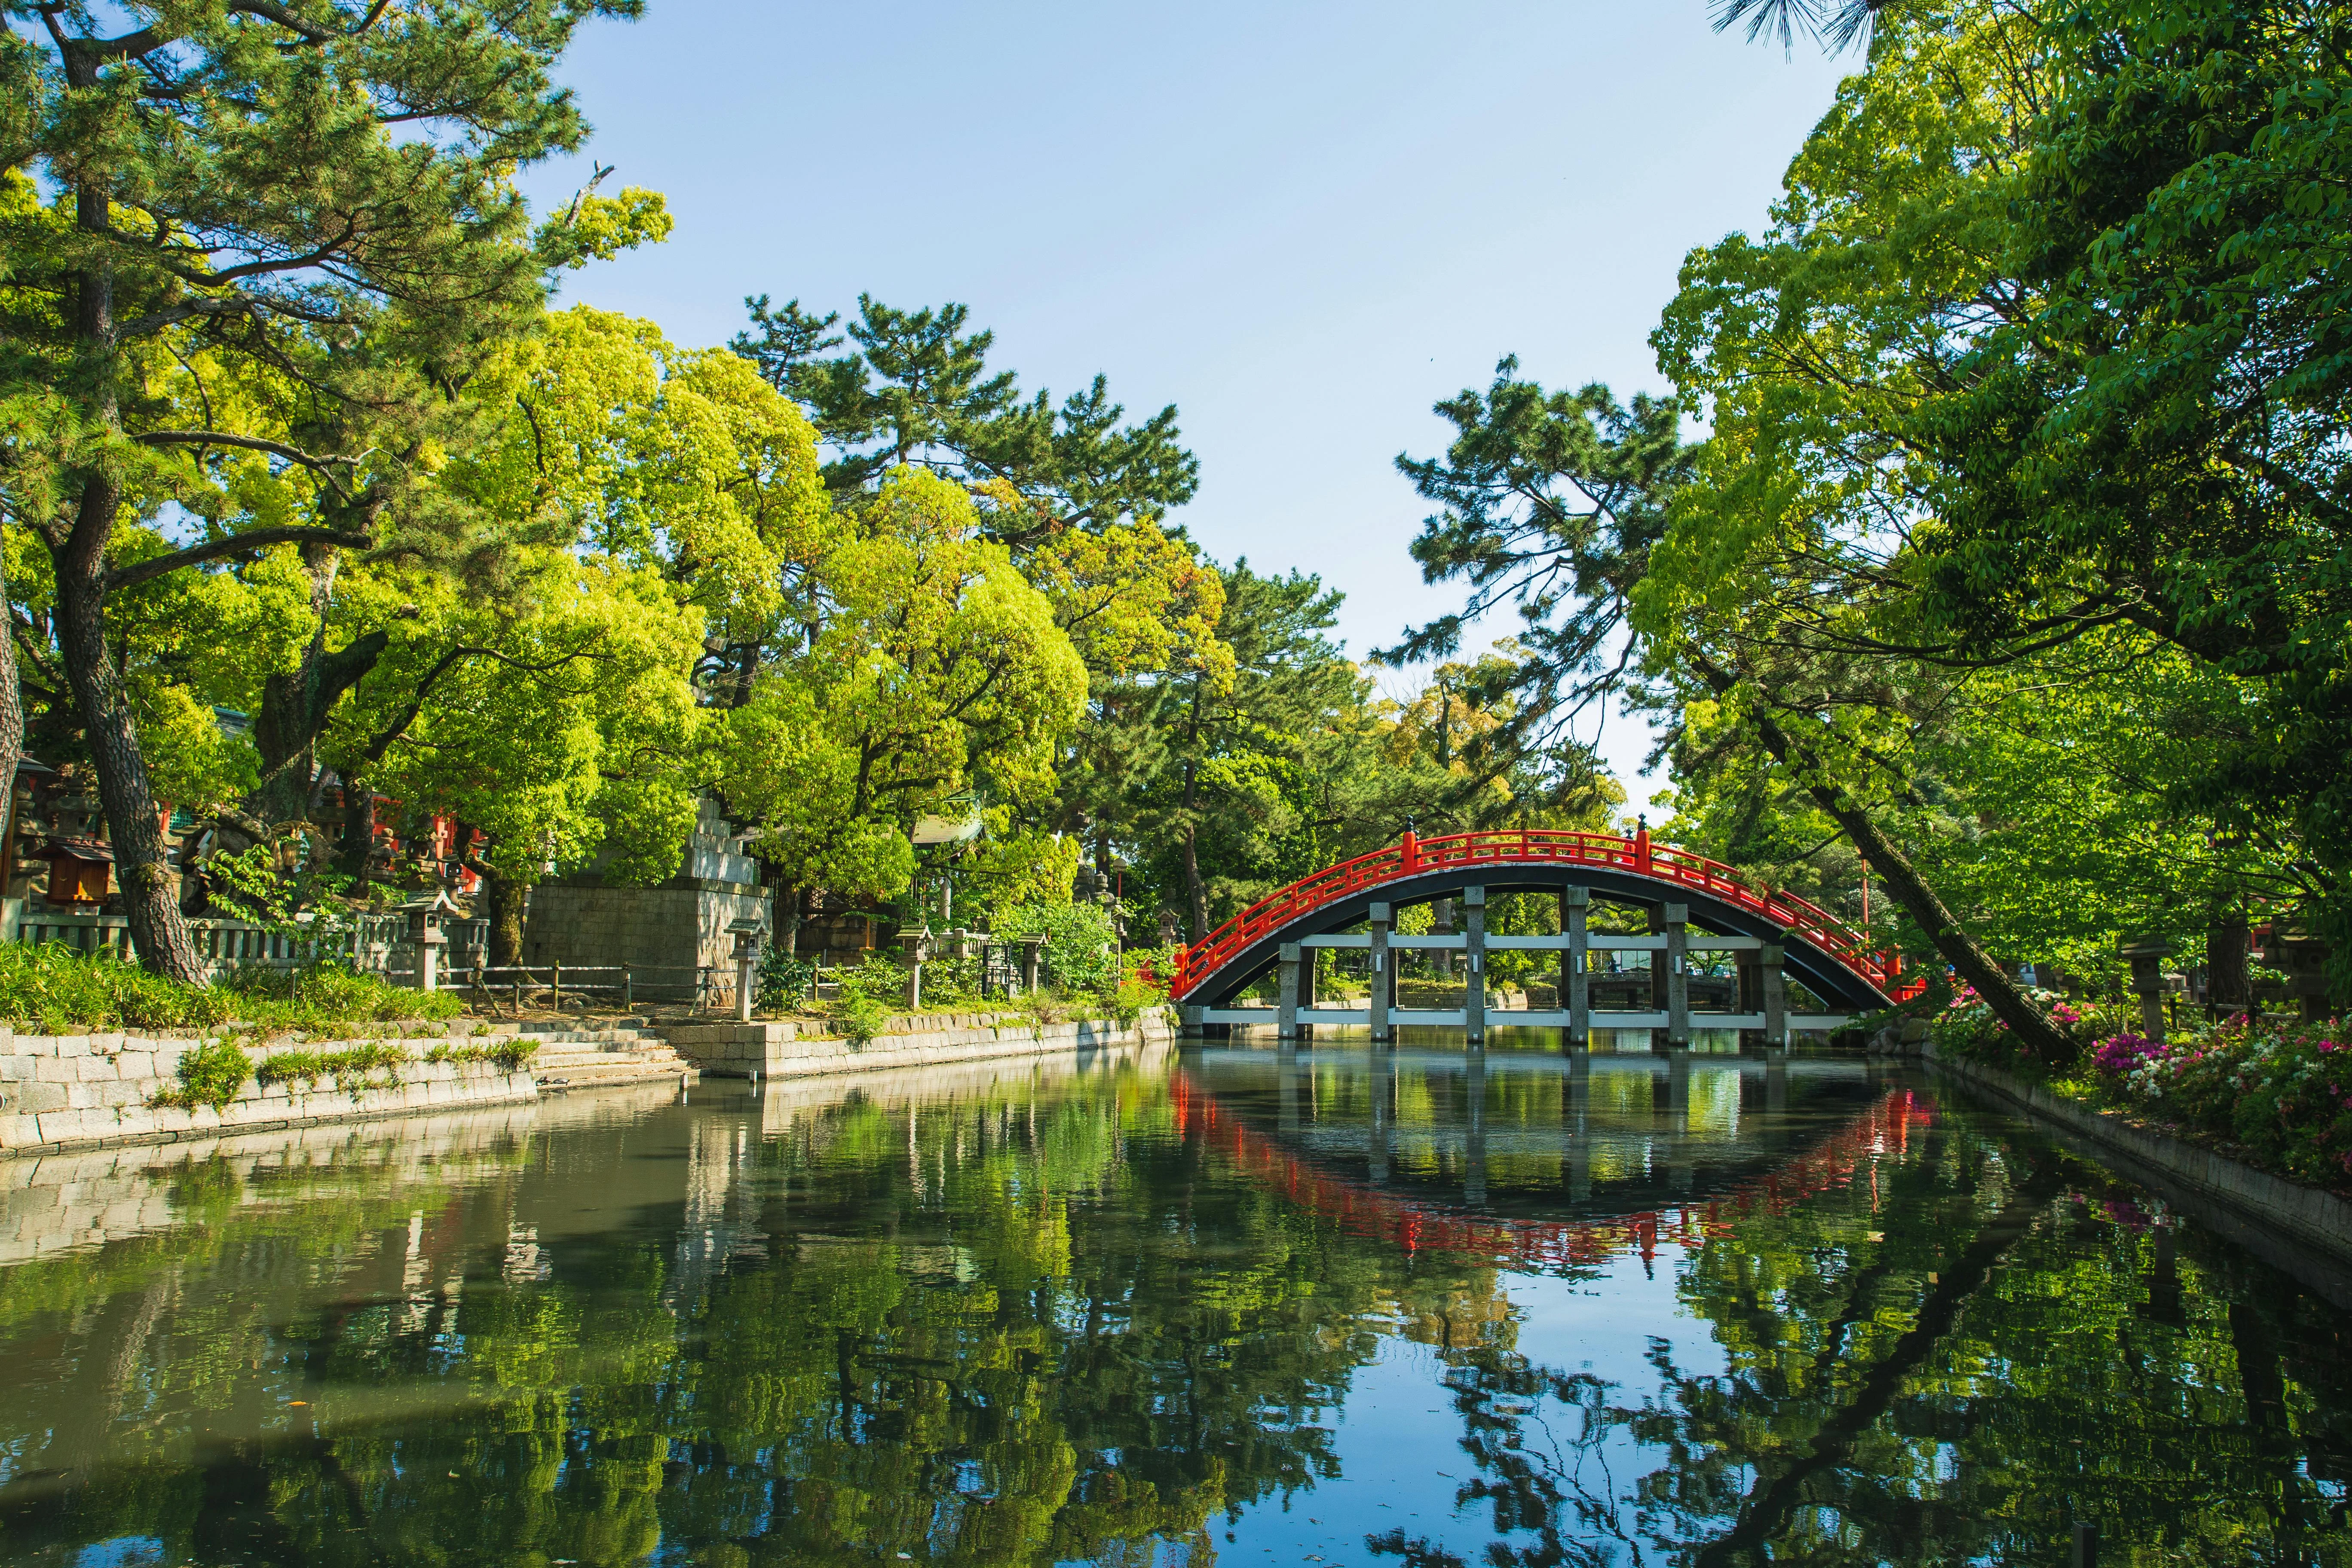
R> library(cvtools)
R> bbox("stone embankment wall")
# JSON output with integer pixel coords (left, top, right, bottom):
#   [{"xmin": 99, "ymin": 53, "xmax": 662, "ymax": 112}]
[
  {"xmin": 0, "ymin": 1025, "xmax": 538, "ymax": 1157},
  {"xmin": 1930, "ymin": 1047, "xmax": 2352, "ymax": 1303},
  {"xmin": 668, "ymin": 1009, "xmax": 1173, "ymax": 1079}
]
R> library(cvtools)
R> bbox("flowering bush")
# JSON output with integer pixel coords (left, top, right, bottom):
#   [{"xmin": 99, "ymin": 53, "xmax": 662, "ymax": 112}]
[
  {"xmin": 1920, "ymin": 984, "xmax": 2128, "ymax": 1074},
  {"xmin": 2075, "ymin": 1017, "xmax": 2352, "ymax": 1190}
]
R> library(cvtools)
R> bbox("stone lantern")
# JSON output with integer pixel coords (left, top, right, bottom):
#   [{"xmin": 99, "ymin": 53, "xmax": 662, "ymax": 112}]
[
  {"xmin": 401, "ymin": 887, "xmax": 465, "ymax": 992},
  {"xmin": 727, "ymin": 914, "xmax": 767, "ymax": 1023},
  {"xmin": 2119, "ymin": 937, "xmax": 2178, "ymax": 1041},
  {"xmin": 895, "ymin": 925, "xmax": 931, "ymax": 1009}
]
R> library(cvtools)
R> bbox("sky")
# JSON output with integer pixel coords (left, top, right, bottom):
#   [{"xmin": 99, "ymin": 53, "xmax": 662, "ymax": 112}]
[{"xmin": 526, "ymin": 1, "xmax": 1854, "ymax": 800}]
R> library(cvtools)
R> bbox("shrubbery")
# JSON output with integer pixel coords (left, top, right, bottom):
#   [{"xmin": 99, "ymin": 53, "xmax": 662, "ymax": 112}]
[
  {"xmin": 1922, "ymin": 981, "xmax": 2352, "ymax": 1193},
  {"xmin": 991, "ymin": 902, "xmax": 1121, "ymax": 992},
  {"xmin": 2079, "ymin": 1018, "xmax": 2352, "ymax": 1191},
  {"xmin": 0, "ymin": 943, "xmax": 464, "ymax": 1035}
]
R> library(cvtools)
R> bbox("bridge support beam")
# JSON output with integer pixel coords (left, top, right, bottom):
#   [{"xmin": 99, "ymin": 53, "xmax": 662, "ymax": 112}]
[
  {"xmin": 1277, "ymin": 943, "xmax": 1302, "ymax": 1041},
  {"xmin": 1650, "ymin": 903, "xmax": 1691, "ymax": 1049},
  {"xmin": 1564, "ymin": 887, "xmax": 1590, "ymax": 1050},
  {"xmin": 1368, "ymin": 903, "xmax": 1393, "ymax": 1045},
  {"xmin": 1464, "ymin": 886, "xmax": 1486, "ymax": 1047},
  {"xmin": 1762, "ymin": 944, "xmax": 1788, "ymax": 1045},
  {"xmin": 1666, "ymin": 902, "xmax": 1691, "ymax": 1047}
]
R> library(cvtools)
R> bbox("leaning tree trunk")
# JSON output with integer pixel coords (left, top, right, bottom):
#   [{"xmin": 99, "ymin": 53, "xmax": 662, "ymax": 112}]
[
  {"xmin": 0, "ymin": 547, "xmax": 22, "ymax": 861},
  {"xmin": 55, "ymin": 482, "xmax": 204, "ymax": 984},
  {"xmin": 1696, "ymin": 656, "xmax": 2070, "ymax": 1060},
  {"xmin": 483, "ymin": 870, "xmax": 530, "ymax": 968}
]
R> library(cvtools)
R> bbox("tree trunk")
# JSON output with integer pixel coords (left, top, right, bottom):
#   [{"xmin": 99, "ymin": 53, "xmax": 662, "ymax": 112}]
[
  {"xmin": 55, "ymin": 125, "xmax": 200, "ymax": 983},
  {"xmin": 337, "ymin": 779, "xmax": 377, "ymax": 880},
  {"xmin": 483, "ymin": 870, "xmax": 530, "ymax": 968},
  {"xmin": 1698, "ymin": 658, "xmax": 2070, "ymax": 1060},
  {"xmin": 55, "ymin": 484, "xmax": 204, "ymax": 984},
  {"xmin": 250, "ymin": 546, "xmax": 384, "ymax": 827},
  {"xmin": 1182, "ymin": 821, "xmax": 1207, "ymax": 943},
  {"xmin": 2207, "ymin": 918, "xmax": 2250, "ymax": 1011},
  {"xmin": 1180, "ymin": 681, "xmax": 1208, "ymax": 940},
  {"xmin": 0, "ymin": 546, "xmax": 23, "ymax": 894}
]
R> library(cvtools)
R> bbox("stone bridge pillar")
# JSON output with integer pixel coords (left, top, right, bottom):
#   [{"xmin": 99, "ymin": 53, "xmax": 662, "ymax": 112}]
[
  {"xmin": 1277, "ymin": 943, "xmax": 1303, "ymax": 1041},
  {"xmin": 1464, "ymin": 885, "xmax": 1487, "ymax": 1047},
  {"xmin": 1369, "ymin": 902, "xmax": 1394, "ymax": 1045},
  {"xmin": 1762, "ymin": 944, "xmax": 1788, "ymax": 1046},
  {"xmin": 1650, "ymin": 903, "xmax": 1691, "ymax": 1049},
  {"xmin": 1563, "ymin": 887, "xmax": 1590, "ymax": 1050}
]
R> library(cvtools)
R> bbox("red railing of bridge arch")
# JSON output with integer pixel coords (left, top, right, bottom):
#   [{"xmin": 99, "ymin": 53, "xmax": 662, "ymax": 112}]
[{"xmin": 1170, "ymin": 825, "xmax": 1920, "ymax": 1004}]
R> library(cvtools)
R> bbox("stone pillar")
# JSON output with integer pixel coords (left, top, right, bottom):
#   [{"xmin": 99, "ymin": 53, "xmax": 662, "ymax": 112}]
[
  {"xmin": 1736, "ymin": 948, "xmax": 1761, "ymax": 1048},
  {"xmin": 1369, "ymin": 903, "xmax": 1393, "ymax": 1045},
  {"xmin": 2121, "ymin": 938, "xmax": 2176, "ymax": 1042},
  {"xmin": 1662, "ymin": 902, "xmax": 1690, "ymax": 1047},
  {"xmin": 417, "ymin": 922, "xmax": 445, "ymax": 993},
  {"xmin": 1464, "ymin": 886, "xmax": 1487, "ymax": 1047},
  {"xmin": 1762, "ymin": 945, "xmax": 1788, "ymax": 1045},
  {"xmin": 1564, "ymin": 887, "xmax": 1591, "ymax": 1050},
  {"xmin": 1277, "ymin": 942, "xmax": 1303, "ymax": 1041},
  {"xmin": 1016, "ymin": 936, "xmax": 1044, "ymax": 995}
]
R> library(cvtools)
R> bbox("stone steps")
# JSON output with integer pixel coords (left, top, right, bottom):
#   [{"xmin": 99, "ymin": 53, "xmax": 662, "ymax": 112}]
[{"xmin": 517, "ymin": 1022, "xmax": 695, "ymax": 1093}]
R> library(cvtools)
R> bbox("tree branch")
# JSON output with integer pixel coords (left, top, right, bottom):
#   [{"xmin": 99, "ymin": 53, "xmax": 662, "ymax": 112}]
[{"xmin": 107, "ymin": 526, "xmax": 375, "ymax": 594}]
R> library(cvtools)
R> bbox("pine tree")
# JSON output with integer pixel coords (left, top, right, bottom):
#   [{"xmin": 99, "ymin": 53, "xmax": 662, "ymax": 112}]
[{"xmin": 1, "ymin": 0, "xmax": 650, "ymax": 980}]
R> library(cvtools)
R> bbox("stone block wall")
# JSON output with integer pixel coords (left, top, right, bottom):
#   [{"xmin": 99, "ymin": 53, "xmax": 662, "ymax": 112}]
[
  {"xmin": 524, "ymin": 882, "xmax": 771, "ymax": 992},
  {"xmin": 0, "ymin": 1026, "xmax": 538, "ymax": 1155}
]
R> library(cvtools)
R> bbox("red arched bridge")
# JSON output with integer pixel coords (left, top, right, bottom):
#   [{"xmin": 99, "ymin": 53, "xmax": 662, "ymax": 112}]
[{"xmin": 1170, "ymin": 825, "xmax": 1920, "ymax": 1040}]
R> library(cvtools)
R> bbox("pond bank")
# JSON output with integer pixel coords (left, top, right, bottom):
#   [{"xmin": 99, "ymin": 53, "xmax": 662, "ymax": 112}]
[
  {"xmin": 666, "ymin": 1007, "xmax": 1173, "ymax": 1078},
  {"xmin": 1928, "ymin": 1047, "xmax": 2352, "ymax": 1303},
  {"xmin": 0, "ymin": 1025, "xmax": 542, "ymax": 1156}
]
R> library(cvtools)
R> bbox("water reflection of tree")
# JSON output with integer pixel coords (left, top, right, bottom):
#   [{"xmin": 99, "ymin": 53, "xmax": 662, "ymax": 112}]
[
  {"xmin": 0, "ymin": 1064, "xmax": 1517, "ymax": 1567},
  {"xmin": 1368, "ymin": 1123, "xmax": 2352, "ymax": 1567}
]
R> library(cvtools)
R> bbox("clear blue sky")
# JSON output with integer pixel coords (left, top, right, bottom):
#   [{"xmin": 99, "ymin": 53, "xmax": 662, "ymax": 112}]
[{"xmin": 527, "ymin": 2, "xmax": 1852, "ymax": 798}]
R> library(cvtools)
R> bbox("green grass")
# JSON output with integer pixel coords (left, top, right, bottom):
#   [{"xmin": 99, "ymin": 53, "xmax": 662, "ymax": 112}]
[
  {"xmin": 426, "ymin": 1038, "xmax": 538, "ymax": 1073},
  {"xmin": 0, "ymin": 943, "xmax": 462, "ymax": 1035},
  {"xmin": 254, "ymin": 1041, "xmax": 414, "ymax": 1094}
]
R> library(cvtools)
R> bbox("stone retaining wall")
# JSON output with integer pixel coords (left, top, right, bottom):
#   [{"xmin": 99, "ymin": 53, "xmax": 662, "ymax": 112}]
[
  {"xmin": 0, "ymin": 1026, "xmax": 539, "ymax": 1156},
  {"xmin": 1929, "ymin": 1047, "xmax": 2352, "ymax": 1302},
  {"xmin": 666, "ymin": 1008, "xmax": 1173, "ymax": 1079}
]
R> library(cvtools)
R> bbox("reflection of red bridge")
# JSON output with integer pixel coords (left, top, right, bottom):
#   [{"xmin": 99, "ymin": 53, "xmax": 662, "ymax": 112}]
[{"xmin": 1170, "ymin": 1071, "xmax": 1935, "ymax": 1273}]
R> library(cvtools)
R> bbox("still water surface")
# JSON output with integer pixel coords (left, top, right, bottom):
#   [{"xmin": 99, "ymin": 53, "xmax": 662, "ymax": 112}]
[{"xmin": 0, "ymin": 1035, "xmax": 2346, "ymax": 1566}]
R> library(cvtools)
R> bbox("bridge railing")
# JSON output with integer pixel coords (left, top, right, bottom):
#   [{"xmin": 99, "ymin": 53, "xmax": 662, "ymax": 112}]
[{"xmin": 1170, "ymin": 827, "xmax": 1914, "ymax": 1002}]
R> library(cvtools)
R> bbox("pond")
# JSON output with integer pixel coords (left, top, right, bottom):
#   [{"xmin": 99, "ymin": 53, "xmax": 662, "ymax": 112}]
[{"xmin": 0, "ymin": 1034, "xmax": 2346, "ymax": 1566}]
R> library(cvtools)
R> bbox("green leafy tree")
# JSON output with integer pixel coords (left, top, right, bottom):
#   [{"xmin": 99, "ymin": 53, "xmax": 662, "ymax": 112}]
[{"xmin": 0, "ymin": 0, "xmax": 656, "ymax": 980}]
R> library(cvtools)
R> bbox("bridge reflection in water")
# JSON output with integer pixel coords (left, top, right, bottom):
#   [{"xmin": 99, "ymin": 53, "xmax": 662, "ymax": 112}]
[{"xmin": 1176, "ymin": 1035, "xmax": 1926, "ymax": 1273}]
